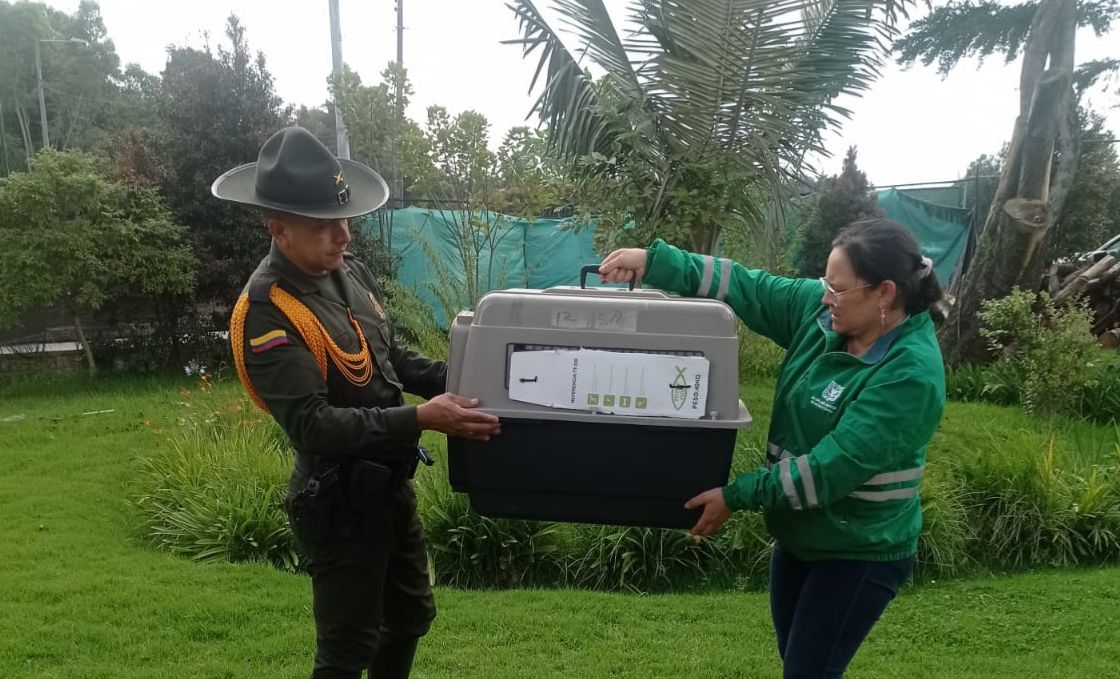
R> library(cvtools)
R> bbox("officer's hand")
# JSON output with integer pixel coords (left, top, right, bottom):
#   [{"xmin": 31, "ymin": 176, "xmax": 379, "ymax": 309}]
[
  {"xmin": 684, "ymin": 487, "xmax": 732, "ymax": 537},
  {"xmin": 416, "ymin": 393, "xmax": 501, "ymax": 440},
  {"xmin": 599, "ymin": 248, "xmax": 647, "ymax": 285}
]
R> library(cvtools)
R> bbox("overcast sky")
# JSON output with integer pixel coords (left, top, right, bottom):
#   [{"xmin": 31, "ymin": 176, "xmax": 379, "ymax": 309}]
[{"xmin": 39, "ymin": 0, "xmax": 1120, "ymax": 187}]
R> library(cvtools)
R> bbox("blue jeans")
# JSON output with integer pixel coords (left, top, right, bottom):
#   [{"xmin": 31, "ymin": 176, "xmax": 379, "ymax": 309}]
[{"xmin": 769, "ymin": 545, "xmax": 914, "ymax": 679}]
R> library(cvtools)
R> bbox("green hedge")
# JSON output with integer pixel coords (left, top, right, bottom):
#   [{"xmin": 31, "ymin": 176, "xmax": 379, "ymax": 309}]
[{"xmin": 133, "ymin": 380, "xmax": 1120, "ymax": 592}]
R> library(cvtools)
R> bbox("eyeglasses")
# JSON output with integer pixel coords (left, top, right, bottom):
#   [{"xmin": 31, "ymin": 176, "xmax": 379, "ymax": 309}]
[{"xmin": 819, "ymin": 277, "xmax": 872, "ymax": 301}]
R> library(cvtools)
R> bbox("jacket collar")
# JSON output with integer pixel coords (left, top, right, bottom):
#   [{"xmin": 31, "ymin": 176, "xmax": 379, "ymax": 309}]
[{"xmin": 816, "ymin": 307, "xmax": 930, "ymax": 364}]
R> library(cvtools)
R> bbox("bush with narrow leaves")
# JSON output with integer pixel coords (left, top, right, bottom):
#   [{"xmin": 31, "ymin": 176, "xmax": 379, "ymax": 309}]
[
  {"xmin": 414, "ymin": 457, "xmax": 564, "ymax": 588},
  {"xmin": 133, "ymin": 377, "xmax": 1120, "ymax": 592},
  {"xmin": 133, "ymin": 378, "xmax": 299, "ymax": 572}
]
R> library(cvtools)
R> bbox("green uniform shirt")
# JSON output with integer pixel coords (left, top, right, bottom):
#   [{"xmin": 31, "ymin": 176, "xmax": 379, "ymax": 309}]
[
  {"xmin": 237, "ymin": 244, "xmax": 446, "ymax": 494},
  {"xmin": 644, "ymin": 239, "xmax": 946, "ymax": 561}
]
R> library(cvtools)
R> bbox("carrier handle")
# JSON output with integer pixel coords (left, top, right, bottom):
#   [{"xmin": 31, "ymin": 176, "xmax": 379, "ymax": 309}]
[{"xmin": 580, "ymin": 264, "xmax": 635, "ymax": 291}]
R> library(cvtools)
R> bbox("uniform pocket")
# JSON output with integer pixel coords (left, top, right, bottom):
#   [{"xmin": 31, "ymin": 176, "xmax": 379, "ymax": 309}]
[{"xmin": 350, "ymin": 460, "xmax": 396, "ymax": 496}]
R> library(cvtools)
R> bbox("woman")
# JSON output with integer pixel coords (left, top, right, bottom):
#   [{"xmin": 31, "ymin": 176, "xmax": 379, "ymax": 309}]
[{"xmin": 599, "ymin": 219, "xmax": 946, "ymax": 679}]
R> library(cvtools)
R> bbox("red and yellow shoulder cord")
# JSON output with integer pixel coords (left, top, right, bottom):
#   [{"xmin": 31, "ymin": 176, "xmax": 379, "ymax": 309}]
[{"xmin": 230, "ymin": 284, "xmax": 373, "ymax": 413}]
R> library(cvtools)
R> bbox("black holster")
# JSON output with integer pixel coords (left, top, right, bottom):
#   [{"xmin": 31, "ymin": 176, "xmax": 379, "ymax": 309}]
[
  {"xmin": 287, "ymin": 463, "xmax": 343, "ymax": 544},
  {"xmin": 289, "ymin": 453, "xmax": 420, "ymax": 545}
]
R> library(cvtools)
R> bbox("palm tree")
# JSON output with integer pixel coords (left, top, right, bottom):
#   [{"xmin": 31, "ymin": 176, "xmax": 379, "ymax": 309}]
[{"xmin": 506, "ymin": 0, "xmax": 911, "ymax": 255}]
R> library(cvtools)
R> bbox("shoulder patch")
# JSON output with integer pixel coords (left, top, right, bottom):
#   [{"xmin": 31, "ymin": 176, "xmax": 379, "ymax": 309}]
[{"xmin": 249, "ymin": 329, "xmax": 290, "ymax": 353}]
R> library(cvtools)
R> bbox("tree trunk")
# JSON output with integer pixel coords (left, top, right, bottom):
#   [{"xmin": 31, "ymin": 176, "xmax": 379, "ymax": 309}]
[
  {"xmin": 71, "ymin": 309, "xmax": 97, "ymax": 377},
  {"xmin": 938, "ymin": 0, "xmax": 1077, "ymax": 365},
  {"xmin": 691, "ymin": 223, "xmax": 721, "ymax": 256},
  {"xmin": 14, "ymin": 98, "xmax": 34, "ymax": 166},
  {"xmin": 941, "ymin": 198, "xmax": 1051, "ymax": 362}
]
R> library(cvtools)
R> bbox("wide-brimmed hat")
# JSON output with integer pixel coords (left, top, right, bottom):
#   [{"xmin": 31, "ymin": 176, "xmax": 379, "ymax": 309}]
[{"xmin": 210, "ymin": 126, "xmax": 388, "ymax": 219}]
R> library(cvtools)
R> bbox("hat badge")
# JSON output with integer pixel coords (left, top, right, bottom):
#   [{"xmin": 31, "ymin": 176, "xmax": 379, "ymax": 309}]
[{"xmin": 335, "ymin": 170, "xmax": 350, "ymax": 205}]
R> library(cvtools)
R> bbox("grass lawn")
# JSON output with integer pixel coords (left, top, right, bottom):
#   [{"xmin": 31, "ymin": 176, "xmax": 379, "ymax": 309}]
[{"xmin": 1, "ymin": 376, "xmax": 1118, "ymax": 678}]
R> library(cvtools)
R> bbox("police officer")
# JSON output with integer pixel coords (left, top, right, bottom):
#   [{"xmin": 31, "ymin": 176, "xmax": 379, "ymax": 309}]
[{"xmin": 213, "ymin": 126, "xmax": 500, "ymax": 679}]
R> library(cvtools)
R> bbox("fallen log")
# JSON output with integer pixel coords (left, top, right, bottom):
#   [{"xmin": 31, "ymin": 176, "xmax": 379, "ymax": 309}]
[{"xmin": 1053, "ymin": 254, "xmax": 1118, "ymax": 303}]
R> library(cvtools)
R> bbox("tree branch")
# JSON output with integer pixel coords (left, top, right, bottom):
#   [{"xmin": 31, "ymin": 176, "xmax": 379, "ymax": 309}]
[
  {"xmin": 1018, "ymin": 0, "xmax": 1060, "ymax": 115},
  {"xmin": 893, "ymin": 0, "xmax": 1119, "ymax": 75},
  {"xmin": 1049, "ymin": 98, "xmax": 1081, "ymax": 227},
  {"xmin": 1073, "ymin": 58, "xmax": 1120, "ymax": 92},
  {"xmin": 1018, "ymin": 68, "xmax": 1067, "ymax": 200}
]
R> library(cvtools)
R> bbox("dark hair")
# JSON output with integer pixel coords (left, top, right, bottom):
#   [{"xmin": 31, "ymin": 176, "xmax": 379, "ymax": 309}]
[{"xmin": 831, "ymin": 218, "xmax": 945, "ymax": 322}]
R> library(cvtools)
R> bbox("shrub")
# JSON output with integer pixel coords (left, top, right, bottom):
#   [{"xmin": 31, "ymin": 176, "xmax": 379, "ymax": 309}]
[
  {"xmin": 944, "ymin": 363, "xmax": 986, "ymax": 402},
  {"xmin": 561, "ymin": 524, "xmax": 724, "ymax": 592},
  {"xmin": 132, "ymin": 378, "xmax": 299, "ymax": 571},
  {"xmin": 914, "ymin": 464, "xmax": 975, "ymax": 579},
  {"xmin": 1078, "ymin": 354, "xmax": 1120, "ymax": 425},
  {"xmin": 974, "ymin": 288, "xmax": 1117, "ymax": 422},
  {"xmin": 382, "ymin": 278, "xmax": 450, "ymax": 361},
  {"xmin": 134, "ymin": 378, "xmax": 1120, "ymax": 591},
  {"xmin": 91, "ymin": 302, "xmax": 231, "ymax": 376},
  {"xmin": 939, "ymin": 426, "xmax": 1120, "ymax": 570},
  {"xmin": 1019, "ymin": 308, "xmax": 1098, "ymax": 417},
  {"xmin": 414, "ymin": 450, "xmax": 564, "ymax": 588},
  {"xmin": 945, "ymin": 361, "xmax": 1024, "ymax": 406}
]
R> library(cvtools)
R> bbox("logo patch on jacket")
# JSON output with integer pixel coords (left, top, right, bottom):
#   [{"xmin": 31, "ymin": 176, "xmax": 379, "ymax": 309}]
[
  {"xmin": 368, "ymin": 292, "xmax": 386, "ymax": 319},
  {"xmin": 249, "ymin": 329, "xmax": 290, "ymax": 353},
  {"xmin": 811, "ymin": 380, "xmax": 844, "ymax": 413}
]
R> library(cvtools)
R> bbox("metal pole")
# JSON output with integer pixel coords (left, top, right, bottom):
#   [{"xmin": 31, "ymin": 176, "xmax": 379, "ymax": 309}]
[
  {"xmin": 0, "ymin": 92, "xmax": 10, "ymax": 176},
  {"xmin": 396, "ymin": 0, "xmax": 404, "ymax": 67},
  {"xmin": 35, "ymin": 40, "xmax": 49, "ymax": 149},
  {"xmin": 874, "ymin": 176, "xmax": 1002, "ymax": 190},
  {"xmin": 328, "ymin": 0, "xmax": 350, "ymax": 159},
  {"xmin": 392, "ymin": 0, "xmax": 405, "ymax": 206},
  {"xmin": 973, "ymin": 163, "xmax": 982, "ymax": 227}
]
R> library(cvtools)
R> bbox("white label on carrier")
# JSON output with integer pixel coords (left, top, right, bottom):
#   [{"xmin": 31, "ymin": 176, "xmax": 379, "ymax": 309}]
[
  {"xmin": 551, "ymin": 307, "xmax": 637, "ymax": 332},
  {"xmin": 508, "ymin": 349, "xmax": 709, "ymax": 419}
]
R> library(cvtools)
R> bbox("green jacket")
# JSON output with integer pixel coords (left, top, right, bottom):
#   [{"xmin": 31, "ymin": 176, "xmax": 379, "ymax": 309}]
[{"xmin": 644, "ymin": 239, "xmax": 946, "ymax": 561}]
